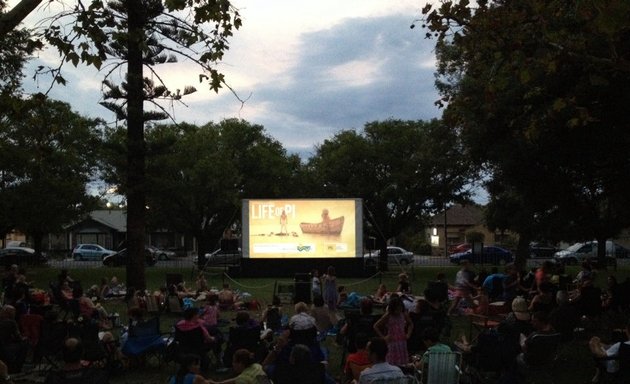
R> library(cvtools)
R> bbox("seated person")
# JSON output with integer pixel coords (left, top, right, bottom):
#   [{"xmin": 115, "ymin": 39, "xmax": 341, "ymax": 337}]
[
  {"xmin": 343, "ymin": 333, "xmax": 371, "ymax": 383},
  {"xmin": 408, "ymin": 289, "xmax": 447, "ymax": 354},
  {"xmin": 175, "ymin": 308, "xmax": 216, "ymax": 371},
  {"xmin": 309, "ymin": 295, "xmax": 333, "ymax": 335},
  {"xmin": 210, "ymin": 349, "xmax": 268, "ymax": 384},
  {"xmin": 418, "ymin": 327, "xmax": 451, "ymax": 367},
  {"xmin": 516, "ymin": 311, "xmax": 560, "ymax": 369},
  {"xmin": 261, "ymin": 296, "xmax": 283, "ymax": 333},
  {"xmin": 373, "ymin": 284, "xmax": 388, "ymax": 303},
  {"xmin": 169, "ymin": 354, "xmax": 209, "ymax": 384},
  {"xmin": 175, "ymin": 308, "xmax": 215, "ymax": 344},
  {"xmin": 223, "ymin": 312, "xmax": 262, "ymax": 368},
  {"xmin": 340, "ymin": 298, "xmax": 378, "ymax": 354},
  {"xmin": 273, "ymin": 344, "xmax": 327, "ymax": 384},
  {"xmin": 218, "ymin": 283, "xmax": 241, "ymax": 310},
  {"xmin": 44, "ymin": 337, "xmax": 108, "ymax": 384},
  {"xmin": 589, "ymin": 320, "xmax": 630, "ymax": 375},
  {"xmin": 0, "ymin": 305, "xmax": 29, "ymax": 374},
  {"xmin": 481, "ymin": 267, "xmax": 505, "ymax": 301},
  {"xmin": 195, "ymin": 273, "xmax": 209, "ymax": 294},
  {"xmin": 358, "ymin": 337, "xmax": 404, "ymax": 384},
  {"xmin": 550, "ymin": 290, "xmax": 580, "ymax": 342},
  {"xmin": 396, "ymin": 273, "xmax": 411, "ymax": 294},
  {"xmin": 289, "ymin": 302, "xmax": 316, "ymax": 332}
]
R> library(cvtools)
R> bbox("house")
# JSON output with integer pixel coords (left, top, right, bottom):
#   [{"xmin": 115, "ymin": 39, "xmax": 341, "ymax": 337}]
[
  {"xmin": 428, "ymin": 204, "xmax": 512, "ymax": 256},
  {"xmin": 58, "ymin": 210, "xmax": 193, "ymax": 253}
]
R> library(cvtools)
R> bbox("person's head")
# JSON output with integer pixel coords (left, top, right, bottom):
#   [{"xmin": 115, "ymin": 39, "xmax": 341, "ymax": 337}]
[
  {"xmin": 235, "ymin": 311, "xmax": 250, "ymax": 326},
  {"xmin": 222, "ymin": 283, "xmax": 230, "ymax": 290},
  {"xmin": 359, "ymin": 297, "xmax": 373, "ymax": 315},
  {"xmin": 272, "ymin": 295, "xmax": 282, "ymax": 307},
  {"xmin": 337, "ymin": 285, "xmax": 346, "ymax": 293},
  {"xmin": 289, "ymin": 344, "xmax": 312, "ymax": 365},
  {"xmin": 387, "ymin": 295, "xmax": 404, "ymax": 315},
  {"xmin": 232, "ymin": 349, "xmax": 255, "ymax": 373},
  {"xmin": 294, "ymin": 302, "xmax": 308, "ymax": 314},
  {"xmin": 423, "ymin": 287, "xmax": 439, "ymax": 304},
  {"xmin": 421, "ymin": 327, "xmax": 441, "ymax": 348},
  {"xmin": 377, "ymin": 283, "xmax": 386, "ymax": 293},
  {"xmin": 128, "ymin": 307, "xmax": 145, "ymax": 320},
  {"xmin": 436, "ymin": 272, "xmax": 446, "ymax": 281},
  {"xmin": 581, "ymin": 261, "xmax": 592, "ymax": 271},
  {"xmin": 608, "ymin": 275, "xmax": 618, "ymax": 287},
  {"xmin": 460, "ymin": 260, "xmax": 471, "ymax": 270},
  {"xmin": 313, "ymin": 295, "xmax": 324, "ymax": 308},
  {"xmin": 327, "ymin": 265, "xmax": 335, "ymax": 276},
  {"xmin": 490, "ymin": 266, "xmax": 499, "ymax": 274},
  {"xmin": 539, "ymin": 281, "xmax": 553, "ymax": 294},
  {"xmin": 531, "ymin": 311, "xmax": 550, "ymax": 330},
  {"xmin": 367, "ymin": 337, "xmax": 388, "ymax": 363},
  {"xmin": 178, "ymin": 354, "xmax": 201, "ymax": 376},
  {"xmin": 354, "ymin": 332, "xmax": 369, "ymax": 350},
  {"xmin": 399, "ymin": 272, "xmax": 408, "ymax": 281},
  {"xmin": 511, "ymin": 297, "xmax": 530, "ymax": 321},
  {"xmin": 183, "ymin": 307, "xmax": 199, "ymax": 321},
  {"xmin": 62, "ymin": 337, "xmax": 83, "ymax": 364},
  {"xmin": 311, "ymin": 269, "xmax": 319, "ymax": 277}
]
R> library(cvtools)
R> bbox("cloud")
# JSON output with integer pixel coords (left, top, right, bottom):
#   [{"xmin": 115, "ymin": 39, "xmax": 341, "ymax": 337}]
[{"xmin": 21, "ymin": 2, "xmax": 442, "ymax": 157}]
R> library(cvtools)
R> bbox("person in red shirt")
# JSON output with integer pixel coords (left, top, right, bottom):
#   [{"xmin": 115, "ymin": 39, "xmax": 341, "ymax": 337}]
[{"xmin": 344, "ymin": 333, "xmax": 371, "ymax": 383}]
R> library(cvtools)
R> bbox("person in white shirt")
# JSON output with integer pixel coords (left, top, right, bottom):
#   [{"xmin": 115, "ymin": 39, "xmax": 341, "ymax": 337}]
[{"xmin": 358, "ymin": 337, "xmax": 405, "ymax": 384}]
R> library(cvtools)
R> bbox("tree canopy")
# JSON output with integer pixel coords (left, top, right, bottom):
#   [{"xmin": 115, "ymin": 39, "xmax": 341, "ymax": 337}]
[
  {"xmin": 423, "ymin": 0, "xmax": 630, "ymax": 262},
  {"xmin": 0, "ymin": 95, "xmax": 102, "ymax": 253}
]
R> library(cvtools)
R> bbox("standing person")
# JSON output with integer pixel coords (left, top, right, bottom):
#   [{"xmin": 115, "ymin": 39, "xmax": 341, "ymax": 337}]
[
  {"xmin": 322, "ymin": 266, "xmax": 338, "ymax": 311},
  {"xmin": 373, "ymin": 296, "xmax": 413, "ymax": 366},
  {"xmin": 310, "ymin": 269, "xmax": 321, "ymax": 299},
  {"xmin": 448, "ymin": 260, "xmax": 476, "ymax": 315},
  {"xmin": 279, "ymin": 210, "xmax": 288, "ymax": 235},
  {"xmin": 396, "ymin": 273, "xmax": 411, "ymax": 294}
]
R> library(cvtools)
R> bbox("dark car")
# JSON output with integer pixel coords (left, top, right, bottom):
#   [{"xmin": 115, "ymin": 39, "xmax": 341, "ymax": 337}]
[
  {"xmin": 102, "ymin": 247, "xmax": 157, "ymax": 267},
  {"xmin": 449, "ymin": 246, "xmax": 514, "ymax": 265},
  {"xmin": 528, "ymin": 242, "xmax": 558, "ymax": 258},
  {"xmin": 0, "ymin": 247, "xmax": 48, "ymax": 266}
]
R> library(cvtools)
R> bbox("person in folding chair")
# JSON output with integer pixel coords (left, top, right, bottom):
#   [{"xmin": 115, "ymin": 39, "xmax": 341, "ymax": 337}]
[
  {"xmin": 44, "ymin": 337, "xmax": 109, "ymax": 384},
  {"xmin": 357, "ymin": 337, "xmax": 405, "ymax": 384}
]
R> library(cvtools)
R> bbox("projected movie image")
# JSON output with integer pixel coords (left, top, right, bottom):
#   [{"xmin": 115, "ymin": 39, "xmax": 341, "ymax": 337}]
[{"xmin": 244, "ymin": 199, "xmax": 361, "ymax": 258}]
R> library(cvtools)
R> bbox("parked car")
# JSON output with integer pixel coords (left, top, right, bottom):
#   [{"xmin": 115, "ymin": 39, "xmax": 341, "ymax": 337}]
[
  {"xmin": 0, "ymin": 247, "xmax": 47, "ymax": 266},
  {"xmin": 449, "ymin": 246, "xmax": 514, "ymax": 265},
  {"xmin": 72, "ymin": 244, "xmax": 116, "ymax": 261},
  {"xmin": 102, "ymin": 247, "xmax": 157, "ymax": 267},
  {"xmin": 553, "ymin": 240, "xmax": 629, "ymax": 265},
  {"xmin": 148, "ymin": 245, "xmax": 176, "ymax": 261},
  {"xmin": 528, "ymin": 242, "xmax": 558, "ymax": 258},
  {"xmin": 193, "ymin": 248, "xmax": 242, "ymax": 266},
  {"xmin": 363, "ymin": 246, "xmax": 414, "ymax": 266},
  {"xmin": 448, "ymin": 243, "xmax": 471, "ymax": 254}
]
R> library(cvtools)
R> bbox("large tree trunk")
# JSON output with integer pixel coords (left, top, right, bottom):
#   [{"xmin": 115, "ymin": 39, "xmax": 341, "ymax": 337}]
[
  {"xmin": 377, "ymin": 237, "xmax": 388, "ymax": 272},
  {"xmin": 124, "ymin": 0, "xmax": 146, "ymax": 290},
  {"xmin": 596, "ymin": 235, "xmax": 607, "ymax": 269},
  {"xmin": 195, "ymin": 230, "xmax": 213, "ymax": 269},
  {"xmin": 515, "ymin": 232, "xmax": 530, "ymax": 271}
]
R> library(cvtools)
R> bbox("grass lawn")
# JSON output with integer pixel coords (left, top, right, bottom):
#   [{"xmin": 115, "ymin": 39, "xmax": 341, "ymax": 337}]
[{"xmin": 18, "ymin": 264, "xmax": 630, "ymax": 383}]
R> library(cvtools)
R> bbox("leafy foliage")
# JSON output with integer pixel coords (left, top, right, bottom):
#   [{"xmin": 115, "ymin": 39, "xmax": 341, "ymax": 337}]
[
  {"xmin": 306, "ymin": 119, "xmax": 474, "ymax": 250},
  {"xmin": 422, "ymin": 0, "xmax": 630, "ymax": 262},
  {"xmin": 0, "ymin": 95, "xmax": 102, "ymax": 252},
  {"xmin": 102, "ymin": 119, "xmax": 303, "ymax": 256}
]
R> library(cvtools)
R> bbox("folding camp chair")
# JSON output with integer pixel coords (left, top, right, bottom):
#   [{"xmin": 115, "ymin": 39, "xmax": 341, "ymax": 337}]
[
  {"xmin": 121, "ymin": 317, "xmax": 167, "ymax": 366},
  {"xmin": 418, "ymin": 351, "xmax": 462, "ymax": 384}
]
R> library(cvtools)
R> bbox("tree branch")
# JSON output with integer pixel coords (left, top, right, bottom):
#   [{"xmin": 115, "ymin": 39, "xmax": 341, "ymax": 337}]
[{"xmin": 0, "ymin": 0, "xmax": 43, "ymax": 36}]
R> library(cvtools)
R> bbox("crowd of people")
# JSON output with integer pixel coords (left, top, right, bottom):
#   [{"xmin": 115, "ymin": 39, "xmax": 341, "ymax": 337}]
[{"xmin": 1, "ymin": 260, "xmax": 629, "ymax": 383}]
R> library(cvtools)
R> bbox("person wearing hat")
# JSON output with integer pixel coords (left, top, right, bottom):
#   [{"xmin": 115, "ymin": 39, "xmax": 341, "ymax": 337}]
[{"xmin": 496, "ymin": 297, "xmax": 533, "ymax": 365}]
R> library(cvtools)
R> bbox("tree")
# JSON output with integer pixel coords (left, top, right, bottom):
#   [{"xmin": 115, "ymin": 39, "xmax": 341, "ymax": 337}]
[
  {"xmin": 102, "ymin": 119, "xmax": 302, "ymax": 262},
  {"xmin": 307, "ymin": 119, "xmax": 473, "ymax": 270},
  {"xmin": 423, "ymin": 0, "xmax": 630, "ymax": 264},
  {"xmin": 33, "ymin": 0, "xmax": 241, "ymax": 289},
  {"xmin": 0, "ymin": 95, "xmax": 102, "ymax": 253}
]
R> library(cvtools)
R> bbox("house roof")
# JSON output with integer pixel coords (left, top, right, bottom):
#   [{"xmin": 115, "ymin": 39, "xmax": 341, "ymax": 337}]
[
  {"xmin": 430, "ymin": 204, "xmax": 484, "ymax": 226},
  {"xmin": 89, "ymin": 210, "xmax": 127, "ymax": 232}
]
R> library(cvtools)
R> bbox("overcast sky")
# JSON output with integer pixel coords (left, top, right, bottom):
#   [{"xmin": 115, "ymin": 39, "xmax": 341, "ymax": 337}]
[{"xmin": 18, "ymin": 0, "xmax": 441, "ymax": 159}]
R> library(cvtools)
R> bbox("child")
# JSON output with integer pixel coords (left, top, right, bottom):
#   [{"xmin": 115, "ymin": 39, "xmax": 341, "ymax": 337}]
[{"xmin": 374, "ymin": 295, "xmax": 413, "ymax": 366}]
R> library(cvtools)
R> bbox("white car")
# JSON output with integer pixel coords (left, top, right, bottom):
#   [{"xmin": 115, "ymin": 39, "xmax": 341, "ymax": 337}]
[
  {"xmin": 72, "ymin": 244, "xmax": 116, "ymax": 261},
  {"xmin": 553, "ymin": 240, "xmax": 629, "ymax": 265},
  {"xmin": 363, "ymin": 246, "xmax": 414, "ymax": 265}
]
